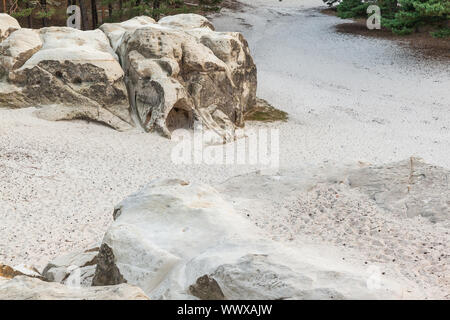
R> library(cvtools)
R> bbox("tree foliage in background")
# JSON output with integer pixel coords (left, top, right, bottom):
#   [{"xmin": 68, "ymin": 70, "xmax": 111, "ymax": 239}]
[{"xmin": 324, "ymin": 0, "xmax": 449, "ymax": 37}]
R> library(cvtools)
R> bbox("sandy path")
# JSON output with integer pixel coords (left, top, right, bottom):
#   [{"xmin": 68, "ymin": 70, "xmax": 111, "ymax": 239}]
[{"xmin": 0, "ymin": 0, "xmax": 449, "ymax": 289}]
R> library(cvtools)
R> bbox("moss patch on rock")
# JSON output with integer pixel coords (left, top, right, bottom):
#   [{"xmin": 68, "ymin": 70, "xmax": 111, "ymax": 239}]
[{"xmin": 244, "ymin": 98, "xmax": 288, "ymax": 123}]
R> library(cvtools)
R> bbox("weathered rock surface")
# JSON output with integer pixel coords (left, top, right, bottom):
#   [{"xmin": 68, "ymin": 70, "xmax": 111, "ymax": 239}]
[
  {"xmin": 1, "ymin": 14, "xmax": 257, "ymax": 138},
  {"xmin": 0, "ymin": 24, "xmax": 132, "ymax": 130},
  {"xmin": 158, "ymin": 13, "xmax": 215, "ymax": 31},
  {"xmin": 216, "ymin": 159, "xmax": 450, "ymax": 299},
  {"xmin": 347, "ymin": 157, "xmax": 450, "ymax": 223},
  {"xmin": 0, "ymin": 276, "xmax": 149, "ymax": 300},
  {"xmin": 0, "ymin": 29, "xmax": 42, "ymax": 75},
  {"xmin": 42, "ymin": 246, "xmax": 99, "ymax": 286},
  {"xmin": 0, "ymin": 13, "xmax": 20, "ymax": 42},
  {"xmin": 189, "ymin": 275, "xmax": 225, "ymax": 300},
  {"xmin": 99, "ymin": 16, "xmax": 156, "ymax": 51},
  {"xmin": 92, "ymin": 179, "xmax": 416, "ymax": 299},
  {"xmin": 102, "ymin": 14, "xmax": 257, "ymax": 139},
  {"xmin": 92, "ymin": 243, "xmax": 127, "ymax": 286},
  {"xmin": 0, "ymin": 263, "xmax": 44, "ymax": 280}
]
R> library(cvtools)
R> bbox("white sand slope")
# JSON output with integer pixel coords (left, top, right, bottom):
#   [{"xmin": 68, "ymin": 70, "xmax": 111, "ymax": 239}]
[{"xmin": 211, "ymin": 0, "xmax": 450, "ymax": 169}]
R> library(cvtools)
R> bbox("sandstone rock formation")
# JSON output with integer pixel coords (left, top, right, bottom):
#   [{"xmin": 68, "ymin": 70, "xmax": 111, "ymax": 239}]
[
  {"xmin": 91, "ymin": 179, "xmax": 415, "ymax": 299},
  {"xmin": 0, "ymin": 276, "xmax": 149, "ymax": 300},
  {"xmin": 0, "ymin": 263, "xmax": 43, "ymax": 280},
  {"xmin": 216, "ymin": 160, "xmax": 450, "ymax": 299},
  {"xmin": 347, "ymin": 157, "xmax": 450, "ymax": 223},
  {"xmin": 0, "ymin": 29, "xmax": 42, "ymax": 75},
  {"xmin": 0, "ymin": 14, "xmax": 257, "ymax": 139},
  {"xmin": 0, "ymin": 13, "xmax": 20, "ymax": 42},
  {"xmin": 42, "ymin": 246, "xmax": 99, "ymax": 286},
  {"xmin": 101, "ymin": 14, "xmax": 257, "ymax": 140},
  {"xmin": 158, "ymin": 13, "xmax": 215, "ymax": 31}
]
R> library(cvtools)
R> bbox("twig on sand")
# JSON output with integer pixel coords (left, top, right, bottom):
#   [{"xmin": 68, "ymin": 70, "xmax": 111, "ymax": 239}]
[{"xmin": 0, "ymin": 163, "xmax": 60, "ymax": 181}]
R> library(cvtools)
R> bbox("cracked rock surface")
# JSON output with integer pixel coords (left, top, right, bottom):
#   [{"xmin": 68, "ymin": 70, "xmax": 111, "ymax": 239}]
[{"xmin": 91, "ymin": 178, "xmax": 420, "ymax": 299}]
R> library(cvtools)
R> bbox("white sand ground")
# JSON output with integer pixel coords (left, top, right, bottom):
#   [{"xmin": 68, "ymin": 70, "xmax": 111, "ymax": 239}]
[{"xmin": 0, "ymin": 0, "xmax": 449, "ymax": 298}]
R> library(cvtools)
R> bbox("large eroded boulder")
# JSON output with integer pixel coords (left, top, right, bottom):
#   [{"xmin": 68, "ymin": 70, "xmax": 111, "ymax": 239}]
[
  {"xmin": 215, "ymin": 160, "xmax": 450, "ymax": 299},
  {"xmin": 101, "ymin": 14, "xmax": 257, "ymax": 140},
  {"xmin": 0, "ymin": 13, "xmax": 20, "ymax": 42},
  {"xmin": 0, "ymin": 24, "xmax": 133, "ymax": 130},
  {"xmin": 92, "ymin": 179, "xmax": 417, "ymax": 299}
]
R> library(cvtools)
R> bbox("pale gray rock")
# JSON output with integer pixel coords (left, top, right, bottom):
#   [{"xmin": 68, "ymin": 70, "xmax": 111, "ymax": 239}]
[
  {"xmin": 92, "ymin": 243, "xmax": 127, "ymax": 286},
  {"xmin": 0, "ymin": 263, "xmax": 43, "ymax": 280},
  {"xmin": 102, "ymin": 14, "xmax": 257, "ymax": 140},
  {"xmin": 197, "ymin": 253, "xmax": 346, "ymax": 300},
  {"xmin": 347, "ymin": 157, "xmax": 450, "ymax": 223},
  {"xmin": 0, "ymin": 14, "xmax": 257, "ymax": 137},
  {"xmin": 92, "ymin": 179, "xmax": 415, "ymax": 300},
  {"xmin": 158, "ymin": 13, "xmax": 215, "ymax": 30},
  {"xmin": 0, "ymin": 25, "xmax": 132, "ymax": 131}
]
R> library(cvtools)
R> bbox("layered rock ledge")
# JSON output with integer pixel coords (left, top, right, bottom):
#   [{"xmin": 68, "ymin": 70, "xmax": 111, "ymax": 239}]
[{"xmin": 2, "ymin": 158, "xmax": 447, "ymax": 299}]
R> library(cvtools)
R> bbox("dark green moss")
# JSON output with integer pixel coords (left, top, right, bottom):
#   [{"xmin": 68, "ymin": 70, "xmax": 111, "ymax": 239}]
[{"xmin": 244, "ymin": 98, "xmax": 288, "ymax": 123}]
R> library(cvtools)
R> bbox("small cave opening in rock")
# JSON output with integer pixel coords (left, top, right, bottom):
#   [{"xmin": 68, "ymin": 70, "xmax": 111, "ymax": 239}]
[{"xmin": 166, "ymin": 107, "xmax": 194, "ymax": 133}]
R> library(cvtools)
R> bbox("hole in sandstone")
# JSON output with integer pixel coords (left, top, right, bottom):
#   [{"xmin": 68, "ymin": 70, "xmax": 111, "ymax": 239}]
[
  {"xmin": 74, "ymin": 77, "xmax": 82, "ymax": 84},
  {"xmin": 55, "ymin": 71, "xmax": 63, "ymax": 78},
  {"xmin": 166, "ymin": 107, "xmax": 193, "ymax": 133},
  {"xmin": 144, "ymin": 110, "xmax": 152, "ymax": 127}
]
